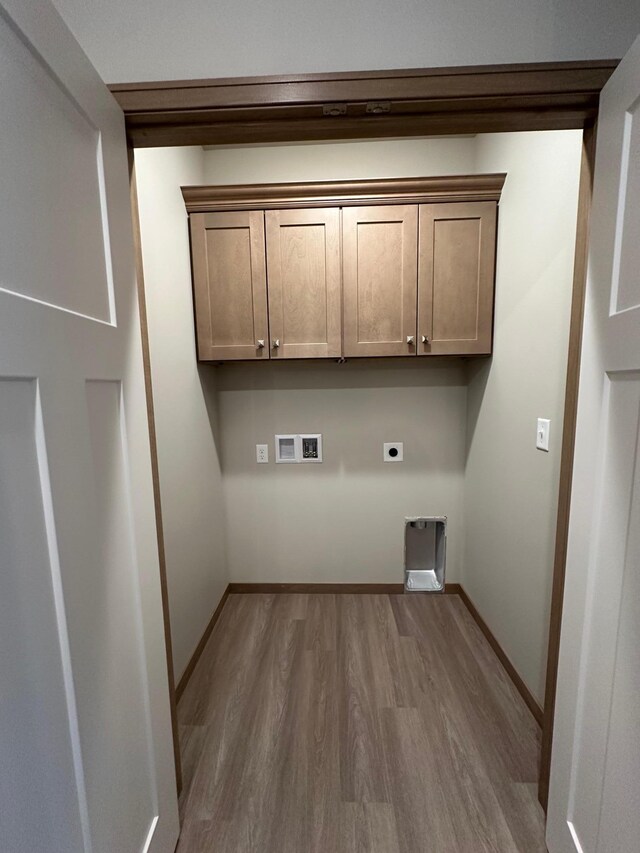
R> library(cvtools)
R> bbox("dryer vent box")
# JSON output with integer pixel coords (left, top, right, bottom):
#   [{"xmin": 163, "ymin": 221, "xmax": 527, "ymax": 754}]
[{"xmin": 404, "ymin": 517, "xmax": 447, "ymax": 593}]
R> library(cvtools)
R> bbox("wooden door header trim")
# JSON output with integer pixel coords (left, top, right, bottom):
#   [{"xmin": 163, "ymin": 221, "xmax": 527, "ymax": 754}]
[
  {"xmin": 110, "ymin": 60, "xmax": 617, "ymax": 148},
  {"xmin": 182, "ymin": 173, "xmax": 506, "ymax": 213},
  {"xmin": 110, "ymin": 59, "xmax": 618, "ymax": 91},
  {"xmin": 110, "ymin": 60, "xmax": 617, "ymax": 106}
]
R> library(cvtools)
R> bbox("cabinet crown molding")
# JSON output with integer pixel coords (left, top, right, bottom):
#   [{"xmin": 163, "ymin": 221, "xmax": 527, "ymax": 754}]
[{"xmin": 182, "ymin": 173, "xmax": 506, "ymax": 213}]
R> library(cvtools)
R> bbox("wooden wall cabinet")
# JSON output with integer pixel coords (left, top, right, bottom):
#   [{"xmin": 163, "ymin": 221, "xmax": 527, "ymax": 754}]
[
  {"xmin": 265, "ymin": 208, "xmax": 341, "ymax": 359},
  {"xmin": 189, "ymin": 211, "xmax": 269, "ymax": 360},
  {"xmin": 184, "ymin": 175, "xmax": 504, "ymax": 362},
  {"xmin": 342, "ymin": 205, "xmax": 418, "ymax": 357},
  {"xmin": 418, "ymin": 202, "xmax": 497, "ymax": 356}
]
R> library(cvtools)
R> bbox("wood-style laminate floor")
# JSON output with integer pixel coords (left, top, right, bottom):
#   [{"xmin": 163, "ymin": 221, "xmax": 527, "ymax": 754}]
[{"xmin": 177, "ymin": 594, "xmax": 546, "ymax": 852}]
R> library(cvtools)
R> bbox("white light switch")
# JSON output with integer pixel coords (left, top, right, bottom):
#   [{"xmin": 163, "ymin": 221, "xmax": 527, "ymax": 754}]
[
  {"xmin": 256, "ymin": 444, "xmax": 269, "ymax": 463},
  {"xmin": 536, "ymin": 419, "xmax": 550, "ymax": 452}
]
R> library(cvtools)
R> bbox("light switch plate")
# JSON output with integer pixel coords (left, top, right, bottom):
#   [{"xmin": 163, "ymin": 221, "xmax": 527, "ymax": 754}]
[
  {"xmin": 256, "ymin": 444, "xmax": 269, "ymax": 463},
  {"xmin": 536, "ymin": 418, "xmax": 550, "ymax": 452},
  {"xmin": 384, "ymin": 442, "xmax": 404, "ymax": 462}
]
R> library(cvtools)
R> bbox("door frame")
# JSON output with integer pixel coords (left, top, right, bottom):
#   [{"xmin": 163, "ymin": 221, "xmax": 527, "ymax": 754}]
[
  {"xmin": 116, "ymin": 60, "xmax": 614, "ymax": 808},
  {"xmin": 538, "ymin": 123, "xmax": 597, "ymax": 810},
  {"xmin": 110, "ymin": 61, "xmax": 614, "ymax": 147},
  {"xmin": 128, "ymin": 152, "xmax": 183, "ymax": 794}
]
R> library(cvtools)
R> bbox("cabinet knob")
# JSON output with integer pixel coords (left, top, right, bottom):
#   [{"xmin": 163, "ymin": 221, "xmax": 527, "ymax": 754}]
[
  {"xmin": 272, "ymin": 339, "xmax": 280, "ymax": 349},
  {"xmin": 406, "ymin": 335, "xmax": 415, "ymax": 345},
  {"xmin": 257, "ymin": 339, "xmax": 265, "ymax": 349},
  {"xmin": 421, "ymin": 335, "xmax": 430, "ymax": 344}
]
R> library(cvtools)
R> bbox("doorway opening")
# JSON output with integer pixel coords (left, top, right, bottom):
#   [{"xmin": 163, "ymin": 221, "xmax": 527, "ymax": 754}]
[{"xmin": 122, "ymin": 62, "xmax": 604, "ymax": 841}]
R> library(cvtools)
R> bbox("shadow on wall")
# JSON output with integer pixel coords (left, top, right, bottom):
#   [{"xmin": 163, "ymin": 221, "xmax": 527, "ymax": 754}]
[
  {"xmin": 195, "ymin": 363, "xmax": 230, "ymax": 570},
  {"xmin": 215, "ymin": 358, "xmax": 469, "ymax": 479},
  {"xmin": 464, "ymin": 358, "xmax": 492, "ymax": 464},
  {"xmin": 214, "ymin": 356, "xmax": 469, "ymax": 391},
  {"xmin": 197, "ymin": 363, "xmax": 224, "ymax": 450}
]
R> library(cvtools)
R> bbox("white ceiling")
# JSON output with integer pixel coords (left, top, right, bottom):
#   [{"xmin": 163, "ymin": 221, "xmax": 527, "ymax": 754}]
[{"xmin": 50, "ymin": 0, "xmax": 640, "ymax": 85}]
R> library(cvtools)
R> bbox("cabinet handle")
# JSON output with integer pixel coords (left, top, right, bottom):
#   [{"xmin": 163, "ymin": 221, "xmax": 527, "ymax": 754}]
[
  {"xmin": 272, "ymin": 339, "xmax": 280, "ymax": 349},
  {"xmin": 406, "ymin": 335, "xmax": 415, "ymax": 345},
  {"xmin": 421, "ymin": 335, "xmax": 430, "ymax": 344},
  {"xmin": 257, "ymin": 339, "xmax": 265, "ymax": 348}
]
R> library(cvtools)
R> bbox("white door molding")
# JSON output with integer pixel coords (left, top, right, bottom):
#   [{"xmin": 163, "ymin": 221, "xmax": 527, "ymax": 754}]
[{"xmin": 547, "ymin": 32, "xmax": 640, "ymax": 853}]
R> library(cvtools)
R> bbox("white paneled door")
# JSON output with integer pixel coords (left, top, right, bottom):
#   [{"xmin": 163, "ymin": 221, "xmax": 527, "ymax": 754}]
[
  {"xmin": 547, "ymin": 34, "xmax": 640, "ymax": 853},
  {"xmin": 0, "ymin": 2, "xmax": 179, "ymax": 852}
]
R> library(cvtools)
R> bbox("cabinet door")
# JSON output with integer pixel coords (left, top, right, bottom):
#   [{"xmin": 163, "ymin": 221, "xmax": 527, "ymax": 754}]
[
  {"xmin": 189, "ymin": 211, "xmax": 269, "ymax": 360},
  {"xmin": 343, "ymin": 205, "xmax": 418, "ymax": 357},
  {"xmin": 265, "ymin": 208, "xmax": 341, "ymax": 358},
  {"xmin": 418, "ymin": 202, "xmax": 497, "ymax": 355}
]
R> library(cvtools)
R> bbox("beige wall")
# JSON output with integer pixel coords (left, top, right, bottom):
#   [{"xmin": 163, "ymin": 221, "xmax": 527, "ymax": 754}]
[
  {"xmin": 463, "ymin": 131, "xmax": 582, "ymax": 704},
  {"xmin": 203, "ymin": 137, "xmax": 477, "ymax": 184},
  {"xmin": 134, "ymin": 146, "xmax": 228, "ymax": 681},
  {"xmin": 218, "ymin": 361, "xmax": 467, "ymax": 583}
]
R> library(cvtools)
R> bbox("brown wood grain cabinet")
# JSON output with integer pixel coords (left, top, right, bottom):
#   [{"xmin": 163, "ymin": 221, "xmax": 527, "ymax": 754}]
[
  {"xmin": 183, "ymin": 175, "xmax": 504, "ymax": 362},
  {"xmin": 189, "ymin": 210, "xmax": 269, "ymax": 360},
  {"xmin": 265, "ymin": 208, "xmax": 341, "ymax": 359},
  {"xmin": 342, "ymin": 205, "xmax": 418, "ymax": 357},
  {"xmin": 418, "ymin": 202, "xmax": 497, "ymax": 356}
]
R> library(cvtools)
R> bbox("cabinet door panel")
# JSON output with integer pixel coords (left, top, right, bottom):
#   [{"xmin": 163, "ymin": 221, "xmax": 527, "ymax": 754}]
[
  {"xmin": 418, "ymin": 202, "xmax": 497, "ymax": 355},
  {"xmin": 265, "ymin": 208, "xmax": 341, "ymax": 358},
  {"xmin": 343, "ymin": 205, "xmax": 418, "ymax": 357},
  {"xmin": 190, "ymin": 211, "xmax": 269, "ymax": 360}
]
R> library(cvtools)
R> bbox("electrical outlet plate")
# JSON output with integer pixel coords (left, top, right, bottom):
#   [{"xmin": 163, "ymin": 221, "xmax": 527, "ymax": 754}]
[
  {"xmin": 256, "ymin": 444, "xmax": 268, "ymax": 463},
  {"xmin": 384, "ymin": 442, "xmax": 404, "ymax": 462}
]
